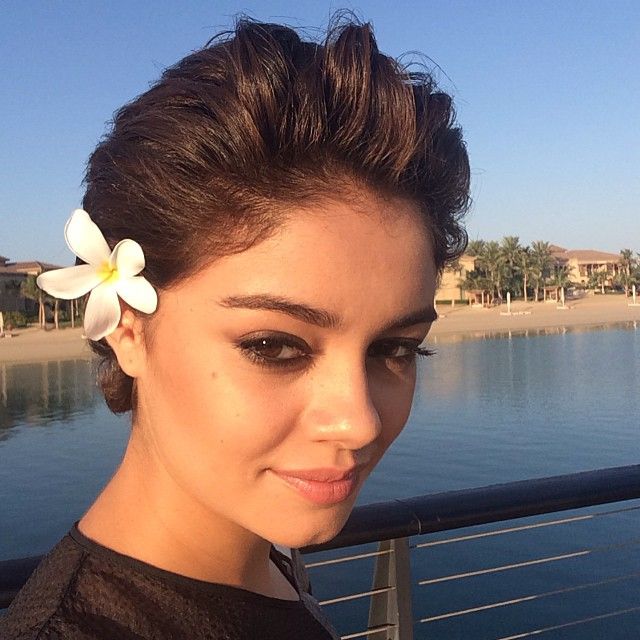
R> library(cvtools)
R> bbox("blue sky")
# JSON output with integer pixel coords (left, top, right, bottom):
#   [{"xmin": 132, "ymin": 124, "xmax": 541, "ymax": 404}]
[{"xmin": 1, "ymin": 0, "xmax": 638, "ymax": 265}]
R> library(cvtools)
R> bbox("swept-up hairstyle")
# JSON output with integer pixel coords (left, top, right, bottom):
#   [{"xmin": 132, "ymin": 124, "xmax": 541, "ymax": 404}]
[{"xmin": 83, "ymin": 17, "xmax": 470, "ymax": 413}]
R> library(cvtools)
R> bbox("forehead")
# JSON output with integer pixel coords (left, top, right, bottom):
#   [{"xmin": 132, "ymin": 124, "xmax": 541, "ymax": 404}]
[{"xmin": 172, "ymin": 196, "xmax": 436, "ymax": 324}]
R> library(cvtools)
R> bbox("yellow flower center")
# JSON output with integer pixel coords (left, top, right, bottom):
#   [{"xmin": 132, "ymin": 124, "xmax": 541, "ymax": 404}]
[{"xmin": 98, "ymin": 262, "xmax": 120, "ymax": 284}]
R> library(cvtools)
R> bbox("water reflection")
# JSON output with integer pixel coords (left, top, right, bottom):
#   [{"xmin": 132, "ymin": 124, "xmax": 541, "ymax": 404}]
[
  {"xmin": 421, "ymin": 322, "xmax": 639, "ymax": 405},
  {"xmin": 429, "ymin": 319, "xmax": 639, "ymax": 346},
  {"xmin": 0, "ymin": 360, "xmax": 97, "ymax": 438}
]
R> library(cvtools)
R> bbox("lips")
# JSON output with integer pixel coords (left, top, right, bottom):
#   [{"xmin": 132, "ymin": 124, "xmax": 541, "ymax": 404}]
[{"xmin": 271, "ymin": 467, "xmax": 359, "ymax": 505}]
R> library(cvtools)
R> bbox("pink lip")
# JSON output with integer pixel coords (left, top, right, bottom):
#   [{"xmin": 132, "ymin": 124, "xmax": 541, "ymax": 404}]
[{"xmin": 271, "ymin": 467, "xmax": 359, "ymax": 505}]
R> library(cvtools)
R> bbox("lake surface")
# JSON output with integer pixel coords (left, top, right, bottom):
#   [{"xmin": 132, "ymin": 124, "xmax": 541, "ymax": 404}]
[{"xmin": 1, "ymin": 323, "xmax": 639, "ymax": 638}]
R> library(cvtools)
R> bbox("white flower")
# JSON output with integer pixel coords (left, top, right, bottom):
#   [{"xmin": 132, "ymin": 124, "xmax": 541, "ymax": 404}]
[{"xmin": 37, "ymin": 209, "xmax": 158, "ymax": 341}]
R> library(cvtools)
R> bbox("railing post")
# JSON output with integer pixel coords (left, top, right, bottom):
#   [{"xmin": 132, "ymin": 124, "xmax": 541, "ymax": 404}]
[{"xmin": 367, "ymin": 537, "xmax": 414, "ymax": 640}]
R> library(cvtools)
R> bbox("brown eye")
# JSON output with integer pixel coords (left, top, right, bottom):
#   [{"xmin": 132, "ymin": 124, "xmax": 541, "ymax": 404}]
[
  {"xmin": 237, "ymin": 332, "xmax": 311, "ymax": 369},
  {"xmin": 367, "ymin": 339, "xmax": 435, "ymax": 364},
  {"xmin": 368, "ymin": 340, "xmax": 417, "ymax": 359},
  {"xmin": 251, "ymin": 338, "xmax": 304, "ymax": 360}
]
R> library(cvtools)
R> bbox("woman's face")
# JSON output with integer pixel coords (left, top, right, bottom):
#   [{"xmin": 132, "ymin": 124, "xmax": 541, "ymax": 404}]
[{"xmin": 135, "ymin": 195, "xmax": 437, "ymax": 547}]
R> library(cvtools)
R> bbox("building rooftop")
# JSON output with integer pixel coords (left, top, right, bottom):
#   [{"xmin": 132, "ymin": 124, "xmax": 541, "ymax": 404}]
[
  {"xmin": 0, "ymin": 260, "xmax": 62, "ymax": 275},
  {"xmin": 552, "ymin": 248, "xmax": 621, "ymax": 262},
  {"xmin": 10, "ymin": 261, "xmax": 62, "ymax": 272}
]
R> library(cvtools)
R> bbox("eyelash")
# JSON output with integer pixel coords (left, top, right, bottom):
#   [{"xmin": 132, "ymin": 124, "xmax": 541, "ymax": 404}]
[{"xmin": 236, "ymin": 333, "xmax": 435, "ymax": 371}]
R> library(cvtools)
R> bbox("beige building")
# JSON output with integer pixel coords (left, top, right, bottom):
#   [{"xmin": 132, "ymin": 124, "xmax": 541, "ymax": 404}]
[
  {"xmin": 435, "ymin": 244, "xmax": 626, "ymax": 303},
  {"xmin": 436, "ymin": 254, "xmax": 477, "ymax": 302},
  {"xmin": 0, "ymin": 257, "xmax": 28, "ymax": 313},
  {"xmin": 5, "ymin": 260, "xmax": 60, "ymax": 277},
  {"xmin": 0, "ymin": 256, "xmax": 60, "ymax": 314},
  {"xmin": 550, "ymin": 246, "xmax": 622, "ymax": 286}
]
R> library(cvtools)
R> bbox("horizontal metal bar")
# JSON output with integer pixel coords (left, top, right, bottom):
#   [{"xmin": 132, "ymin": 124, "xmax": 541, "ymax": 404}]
[
  {"xmin": 303, "ymin": 464, "xmax": 640, "ymax": 553},
  {"xmin": 305, "ymin": 548, "xmax": 392, "ymax": 569},
  {"xmin": 495, "ymin": 605, "xmax": 640, "ymax": 640},
  {"xmin": 419, "ymin": 571, "xmax": 640, "ymax": 622},
  {"xmin": 420, "ymin": 550, "xmax": 590, "ymax": 585},
  {"xmin": 417, "ymin": 514, "xmax": 591, "ymax": 548},
  {"xmin": 418, "ymin": 535, "xmax": 640, "ymax": 585},
  {"xmin": 340, "ymin": 624, "xmax": 395, "ymax": 639},
  {"xmin": 319, "ymin": 585, "xmax": 394, "ymax": 606},
  {"xmin": 416, "ymin": 504, "xmax": 640, "ymax": 548}
]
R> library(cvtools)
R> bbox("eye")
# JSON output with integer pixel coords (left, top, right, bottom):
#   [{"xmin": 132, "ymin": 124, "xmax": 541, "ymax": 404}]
[
  {"xmin": 367, "ymin": 339, "xmax": 435, "ymax": 366},
  {"xmin": 237, "ymin": 332, "xmax": 311, "ymax": 369}
]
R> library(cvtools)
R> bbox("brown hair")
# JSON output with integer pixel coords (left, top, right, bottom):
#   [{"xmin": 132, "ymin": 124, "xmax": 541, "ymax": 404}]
[{"xmin": 83, "ymin": 17, "xmax": 470, "ymax": 413}]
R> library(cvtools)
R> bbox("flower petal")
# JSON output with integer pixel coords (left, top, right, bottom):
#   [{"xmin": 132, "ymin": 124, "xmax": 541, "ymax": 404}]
[
  {"xmin": 83, "ymin": 282, "xmax": 121, "ymax": 341},
  {"xmin": 116, "ymin": 277, "xmax": 158, "ymax": 314},
  {"xmin": 36, "ymin": 265, "xmax": 103, "ymax": 299},
  {"xmin": 64, "ymin": 209, "xmax": 111, "ymax": 266},
  {"xmin": 111, "ymin": 239, "xmax": 145, "ymax": 278}
]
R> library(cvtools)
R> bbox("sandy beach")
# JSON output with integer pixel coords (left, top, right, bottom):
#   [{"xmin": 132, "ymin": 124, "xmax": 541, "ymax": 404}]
[
  {"xmin": 430, "ymin": 293, "xmax": 640, "ymax": 342},
  {"xmin": 0, "ymin": 326, "xmax": 93, "ymax": 364},
  {"xmin": 1, "ymin": 294, "xmax": 639, "ymax": 363}
]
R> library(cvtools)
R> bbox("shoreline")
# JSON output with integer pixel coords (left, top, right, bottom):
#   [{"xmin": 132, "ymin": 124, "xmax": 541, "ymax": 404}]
[
  {"xmin": 0, "ymin": 327, "xmax": 93, "ymax": 364},
  {"xmin": 1, "ymin": 295, "xmax": 639, "ymax": 363},
  {"xmin": 429, "ymin": 293, "xmax": 640, "ymax": 342}
]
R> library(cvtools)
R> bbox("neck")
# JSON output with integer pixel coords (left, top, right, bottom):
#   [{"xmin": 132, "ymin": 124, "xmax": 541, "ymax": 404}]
[{"xmin": 79, "ymin": 430, "xmax": 290, "ymax": 598}]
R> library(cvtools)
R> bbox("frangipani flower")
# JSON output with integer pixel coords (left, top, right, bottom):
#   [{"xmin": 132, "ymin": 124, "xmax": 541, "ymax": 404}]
[{"xmin": 37, "ymin": 209, "xmax": 158, "ymax": 341}]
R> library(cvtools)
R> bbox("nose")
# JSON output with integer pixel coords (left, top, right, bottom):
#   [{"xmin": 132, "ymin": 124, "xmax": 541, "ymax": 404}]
[{"xmin": 302, "ymin": 358, "xmax": 382, "ymax": 451}]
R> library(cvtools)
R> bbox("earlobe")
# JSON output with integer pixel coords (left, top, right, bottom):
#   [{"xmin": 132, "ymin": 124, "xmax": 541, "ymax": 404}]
[{"xmin": 104, "ymin": 307, "xmax": 146, "ymax": 378}]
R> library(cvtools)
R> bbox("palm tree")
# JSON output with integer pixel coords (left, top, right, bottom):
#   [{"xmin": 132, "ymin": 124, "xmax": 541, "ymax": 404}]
[
  {"xmin": 514, "ymin": 246, "xmax": 532, "ymax": 303},
  {"xmin": 615, "ymin": 270, "xmax": 636, "ymax": 297},
  {"xmin": 466, "ymin": 239, "xmax": 486, "ymax": 257},
  {"xmin": 551, "ymin": 264, "xmax": 573, "ymax": 304},
  {"xmin": 461, "ymin": 270, "xmax": 492, "ymax": 305},
  {"xmin": 587, "ymin": 270, "xmax": 608, "ymax": 294},
  {"xmin": 20, "ymin": 275, "xmax": 45, "ymax": 328},
  {"xmin": 530, "ymin": 241, "xmax": 553, "ymax": 302},
  {"xmin": 500, "ymin": 236, "xmax": 522, "ymax": 297},
  {"xmin": 552, "ymin": 264, "xmax": 573, "ymax": 289},
  {"xmin": 619, "ymin": 249, "xmax": 636, "ymax": 296},
  {"xmin": 620, "ymin": 249, "xmax": 635, "ymax": 274},
  {"xmin": 476, "ymin": 241, "xmax": 504, "ymax": 301}
]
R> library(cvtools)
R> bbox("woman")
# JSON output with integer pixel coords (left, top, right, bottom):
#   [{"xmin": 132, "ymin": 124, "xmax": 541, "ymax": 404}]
[{"xmin": 1, "ymin": 17, "xmax": 469, "ymax": 639}]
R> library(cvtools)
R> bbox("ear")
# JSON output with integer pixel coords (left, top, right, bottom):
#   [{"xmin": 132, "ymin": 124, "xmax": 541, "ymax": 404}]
[{"xmin": 105, "ymin": 306, "xmax": 147, "ymax": 378}]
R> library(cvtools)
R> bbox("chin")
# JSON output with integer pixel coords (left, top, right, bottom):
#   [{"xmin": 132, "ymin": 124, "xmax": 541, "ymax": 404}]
[
  {"xmin": 269, "ymin": 503, "xmax": 356, "ymax": 549},
  {"xmin": 273, "ymin": 526, "xmax": 341, "ymax": 549}
]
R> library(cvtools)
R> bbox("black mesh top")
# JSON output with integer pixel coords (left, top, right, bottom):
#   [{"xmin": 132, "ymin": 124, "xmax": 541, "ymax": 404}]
[{"xmin": 0, "ymin": 525, "xmax": 338, "ymax": 639}]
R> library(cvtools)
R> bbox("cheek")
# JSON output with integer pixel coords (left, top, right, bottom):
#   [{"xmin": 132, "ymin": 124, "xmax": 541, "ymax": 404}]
[
  {"xmin": 144, "ymin": 337, "xmax": 305, "ymax": 469},
  {"xmin": 372, "ymin": 368, "xmax": 417, "ymax": 449}
]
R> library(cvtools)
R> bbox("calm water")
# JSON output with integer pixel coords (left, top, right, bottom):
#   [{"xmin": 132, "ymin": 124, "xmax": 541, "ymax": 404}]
[{"xmin": 1, "ymin": 323, "xmax": 639, "ymax": 638}]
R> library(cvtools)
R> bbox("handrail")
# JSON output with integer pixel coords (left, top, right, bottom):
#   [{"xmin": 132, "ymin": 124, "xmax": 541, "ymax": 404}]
[
  {"xmin": 2, "ymin": 464, "xmax": 640, "ymax": 610},
  {"xmin": 0, "ymin": 556, "xmax": 40, "ymax": 610},
  {"xmin": 302, "ymin": 463, "xmax": 640, "ymax": 553}
]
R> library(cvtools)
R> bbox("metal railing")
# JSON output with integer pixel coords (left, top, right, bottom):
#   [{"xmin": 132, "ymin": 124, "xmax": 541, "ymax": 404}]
[
  {"xmin": 300, "ymin": 464, "xmax": 640, "ymax": 639},
  {"xmin": 3, "ymin": 464, "xmax": 640, "ymax": 638}
]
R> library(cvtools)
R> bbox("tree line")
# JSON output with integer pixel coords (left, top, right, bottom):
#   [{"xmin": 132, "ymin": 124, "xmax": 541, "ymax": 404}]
[
  {"xmin": 14, "ymin": 274, "xmax": 83, "ymax": 330},
  {"xmin": 460, "ymin": 237, "xmax": 640, "ymax": 303}
]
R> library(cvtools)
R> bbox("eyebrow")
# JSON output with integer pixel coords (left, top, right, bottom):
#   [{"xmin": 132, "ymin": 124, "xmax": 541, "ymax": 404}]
[
  {"xmin": 379, "ymin": 305, "xmax": 438, "ymax": 333},
  {"xmin": 219, "ymin": 294, "xmax": 340, "ymax": 328},
  {"xmin": 218, "ymin": 294, "xmax": 437, "ymax": 332}
]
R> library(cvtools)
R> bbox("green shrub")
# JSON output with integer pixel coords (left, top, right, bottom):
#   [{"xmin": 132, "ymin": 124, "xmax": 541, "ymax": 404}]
[{"xmin": 3, "ymin": 311, "xmax": 28, "ymax": 328}]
